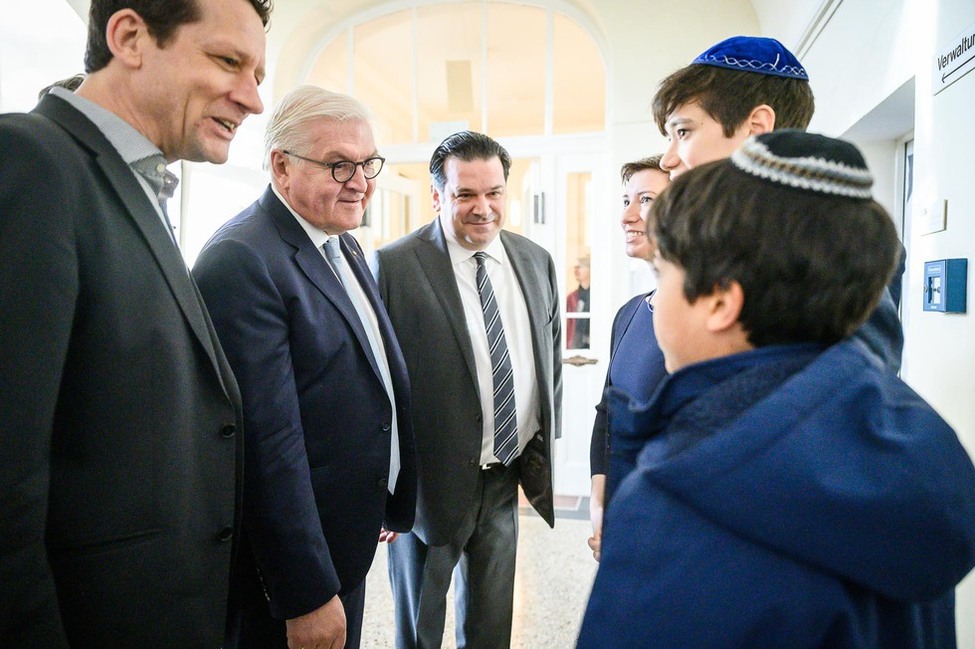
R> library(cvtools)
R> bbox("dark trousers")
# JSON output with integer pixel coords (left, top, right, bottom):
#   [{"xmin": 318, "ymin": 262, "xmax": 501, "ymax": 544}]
[{"xmin": 388, "ymin": 463, "xmax": 520, "ymax": 649}]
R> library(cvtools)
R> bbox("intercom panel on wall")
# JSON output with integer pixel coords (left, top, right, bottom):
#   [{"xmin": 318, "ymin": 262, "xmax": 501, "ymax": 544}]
[{"xmin": 923, "ymin": 258, "xmax": 968, "ymax": 313}]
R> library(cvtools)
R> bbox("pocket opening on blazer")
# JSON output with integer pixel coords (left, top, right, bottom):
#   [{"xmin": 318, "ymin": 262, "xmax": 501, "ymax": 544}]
[{"xmin": 47, "ymin": 527, "xmax": 165, "ymax": 558}]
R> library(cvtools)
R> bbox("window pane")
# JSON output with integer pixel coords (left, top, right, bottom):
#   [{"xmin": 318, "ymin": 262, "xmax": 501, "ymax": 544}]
[
  {"xmin": 416, "ymin": 4, "xmax": 484, "ymax": 142},
  {"xmin": 486, "ymin": 4, "xmax": 546, "ymax": 137},
  {"xmin": 564, "ymin": 172, "xmax": 592, "ymax": 349},
  {"xmin": 303, "ymin": 3, "xmax": 606, "ymax": 143},
  {"xmin": 553, "ymin": 14, "xmax": 605, "ymax": 133},
  {"xmin": 503, "ymin": 158, "xmax": 535, "ymax": 237},
  {"xmin": 353, "ymin": 10, "xmax": 415, "ymax": 144},
  {"xmin": 308, "ymin": 31, "xmax": 348, "ymax": 94}
]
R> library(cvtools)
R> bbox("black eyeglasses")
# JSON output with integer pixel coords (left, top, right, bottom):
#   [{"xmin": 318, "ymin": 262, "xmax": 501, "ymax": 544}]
[{"xmin": 282, "ymin": 150, "xmax": 385, "ymax": 182}]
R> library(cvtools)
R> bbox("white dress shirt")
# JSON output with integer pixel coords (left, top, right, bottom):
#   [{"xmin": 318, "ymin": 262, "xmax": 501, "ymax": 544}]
[{"xmin": 443, "ymin": 228, "xmax": 541, "ymax": 465}]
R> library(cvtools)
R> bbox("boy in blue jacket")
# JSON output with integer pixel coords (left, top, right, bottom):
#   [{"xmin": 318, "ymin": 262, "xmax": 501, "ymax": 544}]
[{"xmin": 577, "ymin": 131, "xmax": 975, "ymax": 648}]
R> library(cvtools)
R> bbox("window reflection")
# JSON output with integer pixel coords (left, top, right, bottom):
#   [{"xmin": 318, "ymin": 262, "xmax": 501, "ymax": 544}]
[
  {"xmin": 304, "ymin": 2, "xmax": 605, "ymax": 144},
  {"xmin": 566, "ymin": 255, "xmax": 590, "ymax": 349},
  {"xmin": 564, "ymin": 171, "xmax": 591, "ymax": 350}
]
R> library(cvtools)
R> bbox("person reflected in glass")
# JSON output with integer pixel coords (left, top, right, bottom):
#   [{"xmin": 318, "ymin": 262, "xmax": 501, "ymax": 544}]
[
  {"xmin": 566, "ymin": 255, "xmax": 591, "ymax": 349},
  {"xmin": 587, "ymin": 155, "xmax": 669, "ymax": 560}
]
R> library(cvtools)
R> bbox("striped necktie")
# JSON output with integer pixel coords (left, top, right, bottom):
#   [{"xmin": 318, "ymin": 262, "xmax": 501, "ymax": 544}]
[{"xmin": 474, "ymin": 252, "xmax": 519, "ymax": 465}]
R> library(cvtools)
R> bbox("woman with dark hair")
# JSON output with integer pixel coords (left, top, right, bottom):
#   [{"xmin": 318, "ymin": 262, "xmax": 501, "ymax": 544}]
[{"xmin": 587, "ymin": 155, "xmax": 669, "ymax": 561}]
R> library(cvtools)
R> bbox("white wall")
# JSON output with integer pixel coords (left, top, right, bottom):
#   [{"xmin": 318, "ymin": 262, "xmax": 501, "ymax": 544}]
[
  {"xmin": 911, "ymin": 1, "xmax": 975, "ymax": 641},
  {"xmin": 803, "ymin": 0, "xmax": 918, "ymax": 137},
  {"xmin": 804, "ymin": 0, "xmax": 975, "ymax": 644},
  {"xmin": 599, "ymin": 0, "xmax": 759, "ymax": 310},
  {"xmin": 0, "ymin": 0, "xmax": 85, "ymax": 113}
]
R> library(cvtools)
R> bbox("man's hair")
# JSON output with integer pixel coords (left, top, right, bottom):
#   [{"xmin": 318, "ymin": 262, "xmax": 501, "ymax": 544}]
[
  {"xmin": 429, "ymin": 131, "xmax": 512, "ymax": 191},
  {"xmin": 84, "ymin": 0, "xmax": 273, "ymax": 73},
  {"xmin": 264, "ymin": 85, "xmax": 373, "ymax": 169},
  {"xmin": 648, "ymin": 160, "xmax": 898, "ymax": 347},
  {"xmin": 38, "ymin": 73, "xmax": 86, "ymax": 101},
  {"xmin": 651, "ymin": 65, "xmax": 814, "ymax": 137},
  {"xmin": 621, "ymin": 155, "xmax": 664, "ymax": 184}
]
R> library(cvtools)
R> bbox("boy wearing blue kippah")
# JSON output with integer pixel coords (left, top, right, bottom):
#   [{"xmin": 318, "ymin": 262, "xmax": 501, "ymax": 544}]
[
  {"xmin": 594, "ymin": 36, "xmax": 902, "ymax": 516},
  {"xmin": 652, "ymin": 35, "xmax": 815, "ymax": 178},
  {"xmin": 577, "ymin": 131, "xmax": 975, "ymax": 648},
  {"xmin": 647, "ymin": 36, "xmax": 900, "ymax": 376}
]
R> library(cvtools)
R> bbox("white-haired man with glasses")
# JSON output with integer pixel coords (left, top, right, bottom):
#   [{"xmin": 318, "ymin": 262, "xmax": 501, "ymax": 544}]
[{"xmin": 193, "ymin": 84, "xmax": 417, "ymax": 649}]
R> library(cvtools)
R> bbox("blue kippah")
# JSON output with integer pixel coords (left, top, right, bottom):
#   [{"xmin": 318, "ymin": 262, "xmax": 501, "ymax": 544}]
[{"xmin": 692, "ymin": 36, "xmax": 809, "ymax": 80}]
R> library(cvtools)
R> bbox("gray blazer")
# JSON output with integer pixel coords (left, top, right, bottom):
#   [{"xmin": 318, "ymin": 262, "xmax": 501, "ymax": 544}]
[{"xmin": 375, "ymin": 219, "xmax": 562, "ymax": 545}]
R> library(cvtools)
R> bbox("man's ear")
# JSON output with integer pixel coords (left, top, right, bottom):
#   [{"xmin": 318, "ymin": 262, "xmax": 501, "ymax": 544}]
[
  {"xmin": 705, "ymin": 280, "xmax": 745, "ymax": 333},
  {"xmin": 746, "ymin": 104, "xmax": 776, "ymax": 135},
  {"xmin": 269, "ymin": 150, "xmax": 291, "ymax": 188},
  {"xmin": 104, "ymin": 9, "xmax": 150, "ymax": 69},
  {"xmin": 431, "ymin": 184, "xmax": 443, "ymax": 212}
]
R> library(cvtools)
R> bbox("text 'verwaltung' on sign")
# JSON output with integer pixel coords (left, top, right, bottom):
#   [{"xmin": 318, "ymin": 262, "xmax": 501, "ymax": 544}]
[{"xmin": 934, "ymin": 20, "xmax": 975, "ymax": 95}]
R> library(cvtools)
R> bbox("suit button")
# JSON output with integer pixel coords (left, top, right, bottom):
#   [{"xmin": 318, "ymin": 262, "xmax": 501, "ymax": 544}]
[
  {"xmin": 377, "ymin": 478, "xmax": 388, "ymax": 489},
  {"xmin": 220, "ymin": 424, "xmax": 236, "ymax": 438},
  {"xmin": 217, "ymin": 526, "xmax": 234, "ymax": 542},
  {"xmin": 475, "ymin": 413, "xmax": 483, "ymax": 423},
  {"xmin": 468, "ymin": 458, "xmax": 477, "ymax": 467},
  {"xmin": 382, "ymin": 422, "xmax": 391, "ymax": 432}
]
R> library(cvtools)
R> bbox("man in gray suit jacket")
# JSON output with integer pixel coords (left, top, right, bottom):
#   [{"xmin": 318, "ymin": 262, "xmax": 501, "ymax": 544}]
[
  {"xmin": 375, "ymin": 131, "xmax": 562, "ymax": 648},
  {"xmin": 0, "ymin": 0, "xmax": 269, "ymax": 645}
]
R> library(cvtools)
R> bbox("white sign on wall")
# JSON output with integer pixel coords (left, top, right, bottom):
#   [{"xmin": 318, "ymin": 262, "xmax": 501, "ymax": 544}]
[{"xmin": 933, "ymin": 20, "xmax": 975, "ymax": 95}]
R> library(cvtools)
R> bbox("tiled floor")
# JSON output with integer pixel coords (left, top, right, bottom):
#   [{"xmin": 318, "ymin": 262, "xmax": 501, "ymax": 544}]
[{"xmin": 361, "ymin": 499, "xmax": 598, "ymax": 648}]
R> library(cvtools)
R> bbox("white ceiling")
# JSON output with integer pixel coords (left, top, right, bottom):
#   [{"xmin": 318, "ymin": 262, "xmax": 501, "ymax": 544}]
[{"xmin": 65, "ymin": 0, "xmax": 832, "ymax": 50}]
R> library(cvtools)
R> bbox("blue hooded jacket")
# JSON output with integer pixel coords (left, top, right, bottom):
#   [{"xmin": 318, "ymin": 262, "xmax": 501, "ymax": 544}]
[{"xmin": 578, "ymin": 341, "xmax": 975, "ymax": 648}]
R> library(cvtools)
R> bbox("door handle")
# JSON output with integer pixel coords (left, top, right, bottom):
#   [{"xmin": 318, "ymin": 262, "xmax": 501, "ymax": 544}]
[{"xmin": 563, "ymin": 355, "xmax": 598, "ymax": 367}]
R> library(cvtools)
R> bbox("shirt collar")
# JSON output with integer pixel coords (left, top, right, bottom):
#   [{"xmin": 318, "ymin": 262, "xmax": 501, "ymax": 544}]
[
  {"xmin": 49, "ymin": 87, "xmax": 163, "ymax": 166},
  {"xmin": 440, "ymin": 218, "xmax": 506, "ymax": 268}
]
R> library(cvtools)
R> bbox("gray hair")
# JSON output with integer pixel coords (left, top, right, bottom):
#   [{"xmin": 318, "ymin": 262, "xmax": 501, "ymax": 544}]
[{"xmin": 264, "ymin": 85, "xmax": 373, "ymax": 169}]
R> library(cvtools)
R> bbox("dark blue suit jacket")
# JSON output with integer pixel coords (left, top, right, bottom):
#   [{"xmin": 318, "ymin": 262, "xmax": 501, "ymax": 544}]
[{"xmin": 194, "ymin": 187, "xmax": 416, "ymax": 626}]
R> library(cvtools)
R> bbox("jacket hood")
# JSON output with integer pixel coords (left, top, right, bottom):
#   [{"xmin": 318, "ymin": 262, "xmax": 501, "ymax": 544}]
[{"xmin": 616, "ymin": 341, "xmax": 975, "ymax": 601}]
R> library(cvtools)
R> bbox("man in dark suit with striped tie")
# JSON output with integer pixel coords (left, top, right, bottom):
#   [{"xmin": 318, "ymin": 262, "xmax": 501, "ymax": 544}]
[{"xmin": 374, "ymin": 130, "xmax": 562, "ymax": 648}]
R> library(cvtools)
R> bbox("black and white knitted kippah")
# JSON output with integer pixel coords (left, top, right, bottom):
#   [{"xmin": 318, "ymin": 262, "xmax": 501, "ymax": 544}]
[{"xmin": 730, "ymin": 130, "xmax": 874, "ymax": 199}]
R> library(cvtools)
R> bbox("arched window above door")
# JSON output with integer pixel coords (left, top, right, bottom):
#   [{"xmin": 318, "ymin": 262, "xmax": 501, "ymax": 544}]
[{"xmin": 305, "ymin": 1, "xmax": 606, "ymax": 145}]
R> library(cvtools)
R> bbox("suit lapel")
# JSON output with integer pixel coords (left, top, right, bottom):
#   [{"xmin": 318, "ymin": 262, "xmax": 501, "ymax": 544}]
[
  {"xmin": 338, "ymin": 233, "xmax": 386, "ymax": 380},
  {"xmin": 502, "ymin": 232, "xmax": 548, "ymax": 345},
  {"xmin": 417, "ymin": 221, "xmax": 481, "ymax": 393},
  {"xmin": 34, "ymin": 96, "xmax": 231, "ymax": 398},
  {"xmin": 263, "ymin": 190, "xmax": 383, "ymax": 379},
  {"xmin": 345, "ymin": 235, "xmax": 411, "ymax": 393},
  {"xmin": 501, "ymin": 231, "xmax": 555, "ymax": 425}
]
